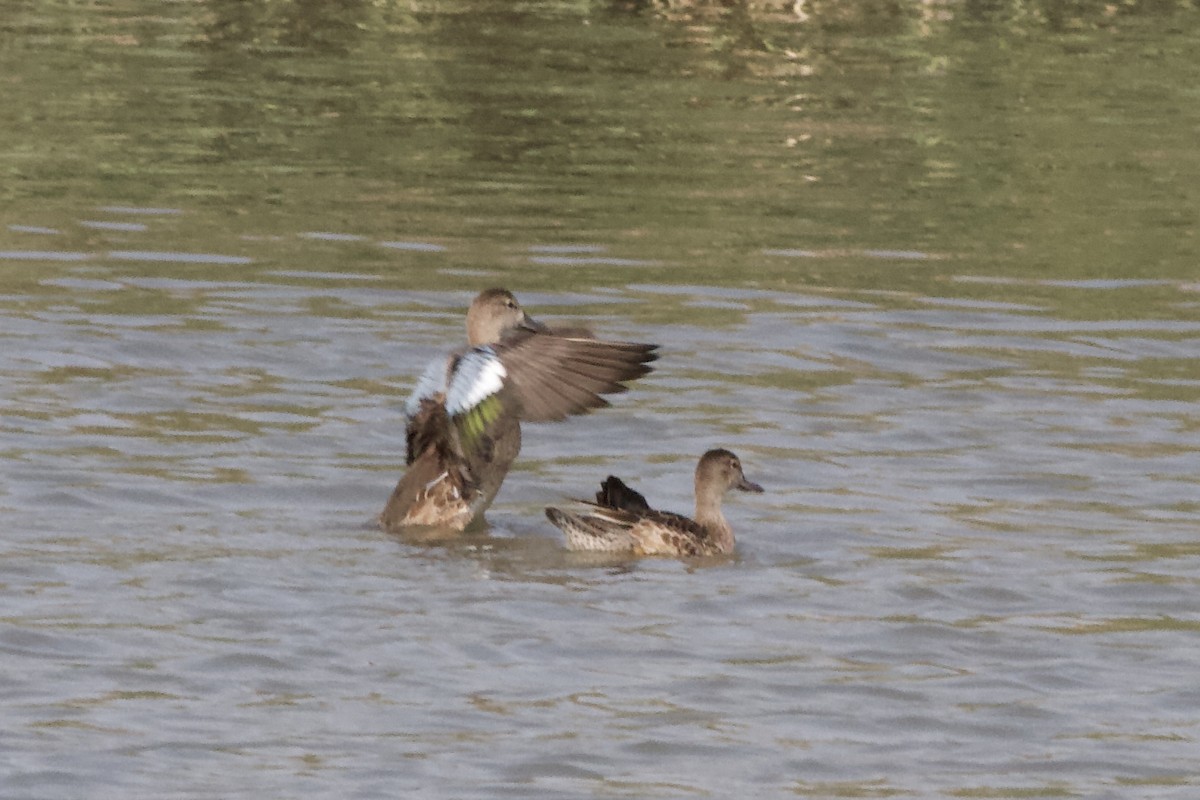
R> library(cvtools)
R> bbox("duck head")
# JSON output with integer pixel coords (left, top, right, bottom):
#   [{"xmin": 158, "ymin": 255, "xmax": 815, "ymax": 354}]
[
  {"xmin": 696, "ymin": 448, "xmax": 764, "ymax": 498},
  {"xmin": 466, "ymin": 288, "xmax": 548, "ymax": 345}
]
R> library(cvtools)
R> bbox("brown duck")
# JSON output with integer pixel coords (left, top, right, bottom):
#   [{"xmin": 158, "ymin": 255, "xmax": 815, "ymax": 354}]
[
  {"xmin": 380, "ymin": 288, "xmax": 658, "ymax": 533},
  {"xmin": 545, "ymin": 449, "xmax": 764, "ymax": 557}
]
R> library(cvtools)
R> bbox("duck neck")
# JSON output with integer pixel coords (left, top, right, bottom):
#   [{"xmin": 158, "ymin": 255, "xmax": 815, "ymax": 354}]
[{"xmin": 694, "ymin": 485, "xmax": 734, "ymax": 553}]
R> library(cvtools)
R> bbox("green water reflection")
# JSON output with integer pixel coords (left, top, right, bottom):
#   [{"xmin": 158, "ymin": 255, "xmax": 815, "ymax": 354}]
[{"xmin": 2, "ymin": 1, "xmax": 1198, "ymax": 297}]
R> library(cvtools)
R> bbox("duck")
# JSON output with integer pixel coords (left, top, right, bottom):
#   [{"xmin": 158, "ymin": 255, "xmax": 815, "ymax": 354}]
[
  {"xmin": 544, "ymin": 449, "xmax": 763, "ymax": 557},
  {"xmin": 380, "ymin": 288, "xmax": 658, "ymax": 533}
]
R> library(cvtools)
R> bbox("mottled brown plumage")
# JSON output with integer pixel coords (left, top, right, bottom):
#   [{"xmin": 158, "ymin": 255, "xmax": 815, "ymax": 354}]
[
  {"xmin": 380, "ymin": 288, "xmax": 658, "ymax": 534},
  {"xmin": 545, "ymin": 449, "xmax": 764, "ymax": 557}
]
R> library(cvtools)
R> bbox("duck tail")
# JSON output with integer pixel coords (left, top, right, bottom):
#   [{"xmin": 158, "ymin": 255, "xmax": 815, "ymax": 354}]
[{"xmin": 596, "ymin": 476, "xmax": 651, "ymax": 513}]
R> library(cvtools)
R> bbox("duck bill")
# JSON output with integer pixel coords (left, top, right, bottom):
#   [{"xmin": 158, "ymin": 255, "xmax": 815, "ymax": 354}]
[
  {"xmin": 736, "ymin": 477, "xmax": 764, "ymax": 493},
  {"xmin": 519, "ymin": 313, "xmax": 549, "ymax": 334}
]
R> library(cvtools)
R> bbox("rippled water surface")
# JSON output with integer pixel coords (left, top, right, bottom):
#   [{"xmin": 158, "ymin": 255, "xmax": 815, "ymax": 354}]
[{"xmin": 3, "ymin": 2, "xmax": 1199, "ymax": 798}]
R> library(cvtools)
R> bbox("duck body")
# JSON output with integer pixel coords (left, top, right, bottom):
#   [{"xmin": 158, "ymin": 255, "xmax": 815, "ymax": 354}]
[
  {"xmin": 546, "ymin": 504, "xmax": 720, "ymax": 557},
  {"xmin": 380, "ymin": 389, "xmax": 521, "ymax": 532},
  {"xmin": 381, "ymin": 288, "xmax": 657, "ymax": 534},
  {"xmin": 545, "ymin": 449, "xmax": 763, "ymax": 558}
]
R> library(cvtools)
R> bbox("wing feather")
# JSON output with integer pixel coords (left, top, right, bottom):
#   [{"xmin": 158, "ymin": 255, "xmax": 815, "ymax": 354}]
[
  {"xmin": 444, "ymin": 347, "xmax": 507, "ymax": 417},
  {"xmin": 405, "ymin": 356, "xmax": 451, "ymax": 418},
  {"xmin": 494, "ymin": 332, "xmax": 658, "ymax": 423}
]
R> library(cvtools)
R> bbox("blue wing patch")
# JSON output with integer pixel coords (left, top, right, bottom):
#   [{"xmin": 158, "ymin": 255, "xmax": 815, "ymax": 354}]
[
  {"xmin": 445, "ymin": 347, "xmax": 507, "ymax": 417},
  {"xmin": 445, "ymin": 347, "xmax": 508, "ymax": 452}
]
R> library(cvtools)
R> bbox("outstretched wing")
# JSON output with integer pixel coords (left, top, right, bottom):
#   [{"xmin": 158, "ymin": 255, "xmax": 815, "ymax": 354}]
[
  {"xmin": 443, "ymin": 347, "xmax": 509, "ymax": 454},
  {"xmin": 404, "ymin": 357, "xmax": 451, "ymax": 465},
  {"xmin": 493, "ymin": 330, "xmax": 658, "ymax": 423},
  {"xmin": 404, "ymin": 348, "xmax": 512, "ymax": 463},
  {"xmin": 405, "ymin": 357, "xmax": 451, "ymax": 419}
]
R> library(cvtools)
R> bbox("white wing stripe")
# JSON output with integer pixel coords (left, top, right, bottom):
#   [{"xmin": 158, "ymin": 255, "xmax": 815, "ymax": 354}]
[
  {"xmin": 445, "ymin": 347, "xmax": 507, "ymax": 416},
  {"xmin": 405, "ymin": 357, "xmax": 451, "ymax": 418}
]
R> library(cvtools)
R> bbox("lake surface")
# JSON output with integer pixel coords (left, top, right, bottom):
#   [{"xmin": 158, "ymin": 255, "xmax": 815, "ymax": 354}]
[{"xmin": 2, "ymin": 2, "xmax": 1198, "ymax": 797}]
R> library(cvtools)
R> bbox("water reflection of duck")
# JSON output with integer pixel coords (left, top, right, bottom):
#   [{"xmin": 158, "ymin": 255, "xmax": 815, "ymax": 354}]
[
  {"xmin": 545, "ymin": 449, "xmax": 764, "ymax": 557},
  {"xmin": 381, "ymin": 288, "xmax": 658, "ymax": 534}
]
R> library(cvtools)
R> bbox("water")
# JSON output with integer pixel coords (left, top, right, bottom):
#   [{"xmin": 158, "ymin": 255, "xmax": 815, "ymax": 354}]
[{"xmin": 3, "ymin": 2, "xmax": 1199, "ymax": 798}]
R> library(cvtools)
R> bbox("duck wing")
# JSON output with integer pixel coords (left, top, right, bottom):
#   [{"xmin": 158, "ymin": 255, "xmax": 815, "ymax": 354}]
[
  {"xmin": 626, "ymin": 509, "xmax": 714, "ymax": 557},
  {"xmin": 404, "ymin": 356, "xmax": 454, "ymax": 464},
  {"xmin": 404, "ymin": 347, "xmax": 515, "ymax": 464},
  {"xmin": 492, "ymin": 330, "xmax": 657, "ymax": 423}
]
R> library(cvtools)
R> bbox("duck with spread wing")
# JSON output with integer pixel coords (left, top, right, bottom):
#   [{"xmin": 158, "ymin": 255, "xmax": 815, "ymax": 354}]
[{"xmin": 380, "ymin": 288, "xmax": 658, "ymax": 533}]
